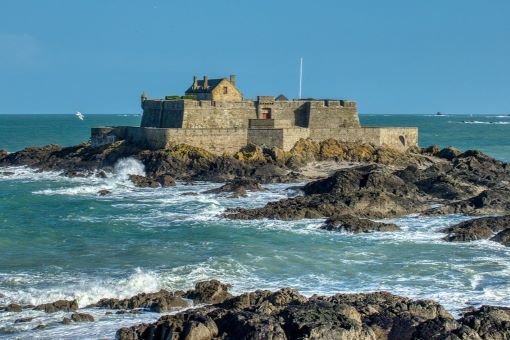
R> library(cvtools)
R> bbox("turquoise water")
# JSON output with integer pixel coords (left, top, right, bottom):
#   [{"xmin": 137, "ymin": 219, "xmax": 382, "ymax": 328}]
[{"xmin": 0, "ymin": 114, "xmax": 509, "ymax": 338}]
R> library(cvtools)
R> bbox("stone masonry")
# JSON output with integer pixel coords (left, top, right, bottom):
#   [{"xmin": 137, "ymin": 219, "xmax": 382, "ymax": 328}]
[{"xmin": 91, "ymin": 75, "xmax": 418, "ymax": 153}]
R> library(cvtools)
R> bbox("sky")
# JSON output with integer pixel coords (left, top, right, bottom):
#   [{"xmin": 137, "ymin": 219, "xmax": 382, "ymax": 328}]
[{"xmin": 1, "ymin": 0, "xmax": 509, "ymax": 114}]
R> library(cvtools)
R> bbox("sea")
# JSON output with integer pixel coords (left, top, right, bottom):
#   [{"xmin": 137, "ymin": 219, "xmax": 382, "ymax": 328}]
[{"xmin": 0, "ymin": 113, "xmax": 509, "ymax": 339}]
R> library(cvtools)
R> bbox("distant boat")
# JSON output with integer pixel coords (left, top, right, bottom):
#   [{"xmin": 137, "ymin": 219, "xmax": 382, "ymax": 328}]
[
  {"xmin": 435, "ymin": 112, "xmax": 445, "ymax": 116},
  {"xmin": 75, "ymin": 111, "xmax": 84, "ymax": 120}
]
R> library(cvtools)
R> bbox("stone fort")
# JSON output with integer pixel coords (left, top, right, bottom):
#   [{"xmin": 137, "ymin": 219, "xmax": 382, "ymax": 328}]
[{"xmin": 91, "ymin": 75, "xmax": 418, "ymax": 154}]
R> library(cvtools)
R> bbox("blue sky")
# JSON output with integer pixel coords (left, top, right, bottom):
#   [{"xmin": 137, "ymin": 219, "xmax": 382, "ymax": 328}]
[{"xmin": 1, "ymin": 0, "xmax": 509, "ymax": 114}]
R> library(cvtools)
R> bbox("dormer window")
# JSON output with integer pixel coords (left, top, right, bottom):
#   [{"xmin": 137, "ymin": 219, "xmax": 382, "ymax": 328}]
[{"xmin": 223, "ymin": 86, "xmax": 228, "ymax": 94}]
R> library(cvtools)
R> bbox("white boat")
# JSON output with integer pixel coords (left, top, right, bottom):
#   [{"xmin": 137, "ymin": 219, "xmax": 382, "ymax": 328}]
[{"xmin": 75, "ymin": 111, "xmax": 84, "ymax": 120}]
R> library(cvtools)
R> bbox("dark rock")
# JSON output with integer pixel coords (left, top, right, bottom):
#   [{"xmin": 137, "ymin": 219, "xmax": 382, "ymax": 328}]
[
  {"xmin": 454, "ymin": 305, "xmax": 510, "ymax": 339},
  {"xmin": 185, "ymin": 280, "xmax": 233, "ymax": 305},
  {"xmin": 120, "ymin": 284, "xmax": 503, "ymax": 340},
  {"xmin": 0, "ymin": 171, "xmax": 15, "ymax": 176},
  {"xmin": 62, "ymin": 317, "xmax": 72, "ymax": 325},
  {"xmin": 204, "ymin": 178, "xmax": 265, "ymax": 195},
  {"xmin": 321, "ymin": 214, "xmax": 400, "ymax": 233},
  {"xmin": 437, "ymin": 146, "xmax": 462, "ymax": 160},
  {"xmin": 96, "ymin": 170, "xmax": 108, "ymax": 178},
  {"xmin": 156, "ymin": 174, "xmax": 176, "ymax": 187},
  {"xmin": 0, "ymin": 149, "xmax": 7, "ymax": 160},
  {"xmin": 94, "ymin": 289, "xmax": 187, "ymax": 312},
  {"xmin": 128, "ymin": 174, "xmax": 160, "ymax": 188},
  {"xmin": 490, "ymin": 228, "xmax": 510, "ymax": 246},
  {"xmin": 229, "ymin": 187, "xmax": 247, "ymax": 198},
  {"xmin": 6, "ymin": 303, "xmax": 22, "ymax": 312},
  {"xmin": 181, "ymin": 192, "xmax": 199, "ymax": 196},
  {"xmin": 15, "ymin": 317, "xmax": 34, "ymax": 323},
  {"xmin": 71, "ymin": 312, "xmax": 95, "ymax": 322},
  {"xmin": 62, "ymin": 169, "xmax": 89, "ymax": 177},
  {"xmin": 422, "ymin": 145, "xmax": 441, "ymax": 156},
  {"xmin": 34, "ymin": 299, "xmax": 78, "ymax": 313},
  {"xmin": 34, "ymin": 324, "xmax": 46, "ymax": 330},
  {"xmin": 442, "ymin": 215, "xmax": 510, "ymax": 242},
  {"xmin": 98, "ymin": 189, "xmax": 111, "ymax": 196},
  {"xmin": 225, "ymin": 165, "xmax": 425, "ymax": 220}
]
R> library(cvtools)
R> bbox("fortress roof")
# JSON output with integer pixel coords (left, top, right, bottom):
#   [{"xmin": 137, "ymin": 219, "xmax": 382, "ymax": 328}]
[
  {"xmin": 185, "ymin": 75, "xmax": 238, "ymax": 95},
  {"xmin": 185, "ymin": 78, "xmax": 223, "ymax": 93}
]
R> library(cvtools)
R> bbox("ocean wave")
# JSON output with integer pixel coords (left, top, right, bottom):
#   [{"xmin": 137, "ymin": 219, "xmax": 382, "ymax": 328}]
[
  {"xmin": 0, "ymin": 268, "xmax": 161, "ymax": 308},
  {"xmin": 462, "ymin": 120, "xmax": 510, "ymax": 125}
]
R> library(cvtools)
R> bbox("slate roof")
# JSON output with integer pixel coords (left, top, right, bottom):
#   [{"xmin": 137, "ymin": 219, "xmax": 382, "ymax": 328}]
[{"xmin": 185, "ymin": 78, "xmax": 225, "ymax": 94}]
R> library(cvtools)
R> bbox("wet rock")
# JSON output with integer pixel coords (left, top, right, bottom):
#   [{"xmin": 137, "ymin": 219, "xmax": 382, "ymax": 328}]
[
  {"xmin": 0, "ymin": 149, "xmax": 7, "ymax": 160},
  {"xmin": 437, "ymin": 146, "xmax": 462, "ymax": 160},
  {"xmin": 225, "ymin": 165, "xmax": 425, "ymax": 220},
  {"xmin": 14, "ymin": 317, "xmax": 34, "ymax": 323},
  {"xmin": 98, "ymin": 189, "xmax": 111, "ymax": 196},
  {"xmin": 62, "ymin": 169, "xmax": 89, "ymax": 178},
  {"xmin": 6, "ymin": 303, "xmax": 22, "ymax": 312},
  {"xmin": 0, "ymin": 171, "xmax": 15, "ymax": 176},
  {"xmin": 62, "ymin": 317, "xmax": 72, "ymax": 325},
  {"xmin": 94, "ymin": 289, "xmax": 187, "ymax": 312},
  {"xmin": 181, "ymin": 192, "xmax": 198, "ymax": 196},
  {"xmin": 442, "ymin": 215, "xmax": 510, "ymax": 242},
  {"xmin": 128, "ymin": 174, "xmax": 160, "ymax": 188},
  {"xmin": 96, "ymin": 170, "xmax": 108, "ymax": 178},
  {"xmin": 321, "ymin": 214, "xmax": 400, "ymax": 233},
  {"xmin": 120, "ymin": 285, "xmax": 500, "ymax": 340},
  {"xmin": 156, "ymin": 174, "xmax": 176, "ymax": 187},
  {"xmin": 71, "ymin": 312, "xmax": 95, "ymax": 322},
  {"xmin": 491, "ymin": 228, "xmax": 510, "ymax": 246},
  {"xmin": 185, "ymin": 280, "xmax": 233, "ymax": 305},
  {"xmin": 204, "ymin": 178, "xmax": 265, "ymax": 195},
  {"xmin": 454, "ymin": 305, "xmax": 510, "ymax": 339},
  {"xmin": 34, "ymin": 324, "xmax": 46, "ymax": 330},
  {"xmin": 34, "ymin": 299, "xmax": 78, "ymax": 313}
]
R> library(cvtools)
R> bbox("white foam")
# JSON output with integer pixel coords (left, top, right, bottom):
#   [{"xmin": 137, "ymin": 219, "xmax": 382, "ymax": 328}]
[
  {"xmin": 113, "ymin": 157, "xmax": 146, "ymax": 180},
  {"xmin": 1, "ymin": 268, "xmax": 161, "ymax": 308}
]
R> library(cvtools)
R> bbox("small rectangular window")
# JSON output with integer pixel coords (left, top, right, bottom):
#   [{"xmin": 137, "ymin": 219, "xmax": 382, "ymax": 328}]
[{"xmin": 223, "ymin": 86, "xmax": 228, "ymax": 94}]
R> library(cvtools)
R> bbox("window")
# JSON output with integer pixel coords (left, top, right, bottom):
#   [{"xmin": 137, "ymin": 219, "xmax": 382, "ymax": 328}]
[{"xmin": 223, "ymin": 86, "xmax": 228, "ymax": 94}]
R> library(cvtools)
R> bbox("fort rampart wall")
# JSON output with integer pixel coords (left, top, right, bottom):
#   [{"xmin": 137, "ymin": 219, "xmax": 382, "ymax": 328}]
[{"xmin": 92, "ymin": 126, "xmax": 418, "ymax": 154}]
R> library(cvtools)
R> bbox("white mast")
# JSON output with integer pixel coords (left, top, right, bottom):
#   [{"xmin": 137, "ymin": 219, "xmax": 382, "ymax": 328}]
[{"xmin": 299, "ymin": 57, "xmax": 303, "ymax": 99}]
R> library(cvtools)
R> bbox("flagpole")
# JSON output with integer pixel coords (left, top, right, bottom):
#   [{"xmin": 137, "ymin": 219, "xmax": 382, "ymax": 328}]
[{"xmin": 299, "ymin": 57, "xmax": 303, "ymax": 99}]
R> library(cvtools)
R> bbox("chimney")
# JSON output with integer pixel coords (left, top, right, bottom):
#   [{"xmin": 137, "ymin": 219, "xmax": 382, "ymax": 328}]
[
  {"xmin": 203, "ymin": 75, "xmax": 208, "ymax": 89},
  {"xmin": 192, "ymin": 76, "xmax": 198, "ymax": 90},
  {"xmin": 229, "ymin": 74, "xmax": 236, "ymax": 87}
]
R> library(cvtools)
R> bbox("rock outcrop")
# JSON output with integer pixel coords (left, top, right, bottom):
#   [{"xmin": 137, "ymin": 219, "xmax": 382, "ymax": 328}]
[
  {"xmin": 203, "ymin": 178, "xmax": 265, "ymax": 198},
  {"xmin": 71, "ymin": 312, "xmax": 95, "ymax": 322},
  {"xmin": 5, "ymin": 304, "xmax": 22, "ymax": 312},
  {"xmin": 0, "ymin": 139, "xmax": 431, "ymax": 184},
  {"xmin": 225, "ymin": 150, "xmax": 510, "ymax": 221},
  {"xmin": 115, "ymin": 284, "xmax": 510, "ymax": 340},
  {"xmin": 128, "ymin": 175, "xmax": 160, "ymax": 188},
  {"xmin": 320, "ymin": 214, "xmax": 400, "ymax": 233},
  {"xmin": 93, "ymin": 289, "xmax": 188, "ymax": 313},
  {"xmin": 442, "ymin": 215, "xmax": 510, "ymax": 246},
  {"xmin": 34, "ymin": 299, "xmax": 78, "ymax": 313},
  {"xmin": 184, "ymin": 280, "xmax": 232, "ymax": 305}
]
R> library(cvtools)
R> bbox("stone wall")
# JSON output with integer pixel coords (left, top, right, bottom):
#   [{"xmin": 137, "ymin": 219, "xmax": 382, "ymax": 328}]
[
  {"xmin": 181, "ymin": 100, "xmax": 257, "ymax": 129},
  {"xmin": 140, "ymin": 98, "xmax": 361, "ymax": 130},
  {"xmin": 113, "ymin": 127, "xmax": 248, "ymax": 154},
  {"xmin": 309, "ymin": 127, "xmax": 418, "ymax": 151},
  {"xmin": 307, "ymin": 101, "xmax": 360, "ymax": 129},
  {"xmin": 247, "ymin": 129, "xmax": 284, "ymax": 149}
]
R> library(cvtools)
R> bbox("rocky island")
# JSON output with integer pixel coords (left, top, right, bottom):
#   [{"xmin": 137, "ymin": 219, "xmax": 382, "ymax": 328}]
[{"xmin": 1, "ymin": 76, "xmax": 509, "ymax": 339}]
